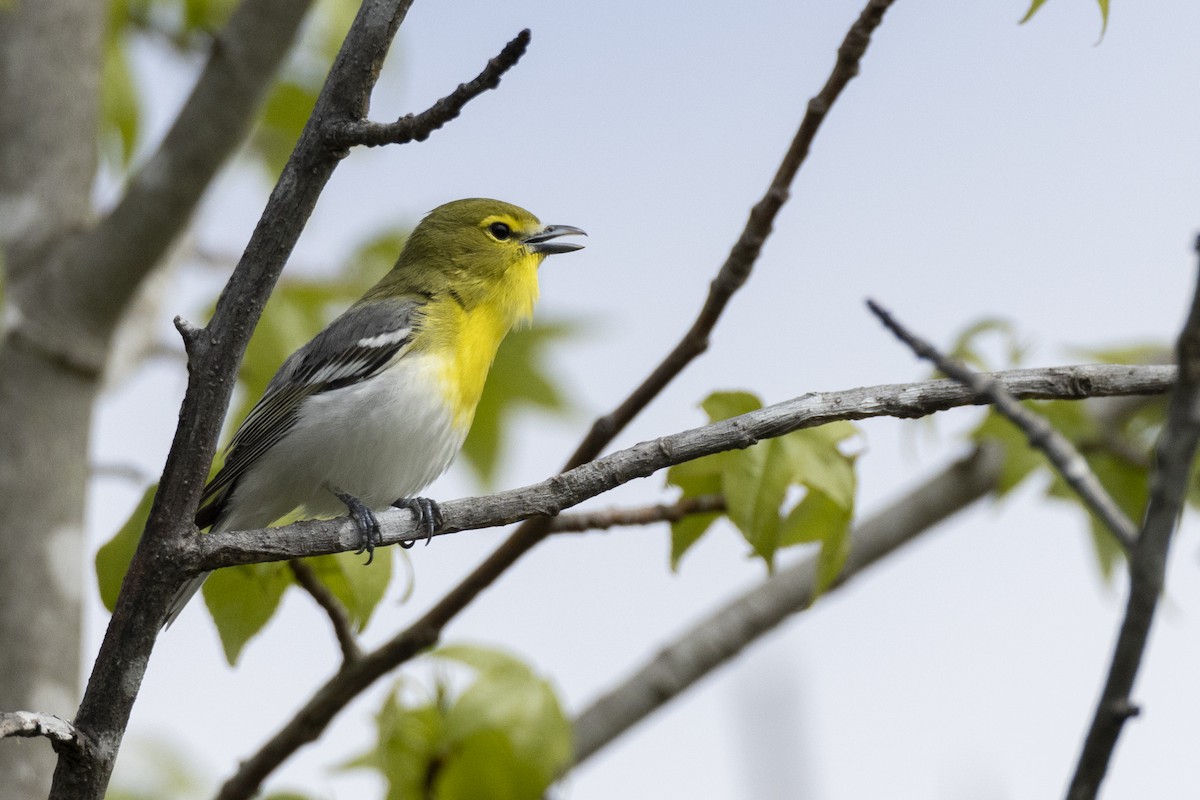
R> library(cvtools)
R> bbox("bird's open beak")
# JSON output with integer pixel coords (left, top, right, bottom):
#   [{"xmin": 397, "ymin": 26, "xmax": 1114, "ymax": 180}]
[{"xmin": 524, "ymin": 225, "xmax": 587, "ymax": 255}]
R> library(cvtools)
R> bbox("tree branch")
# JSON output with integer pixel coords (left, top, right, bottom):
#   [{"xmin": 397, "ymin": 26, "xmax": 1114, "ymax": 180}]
[
  {"xmin": 66, "ymin": 0, "xmax": 318, "ymax": 337},
  {"xmin": 549, "ymin": 495, "xmax": 726, "ymax": 534},
  {"xmin": 0, "ymin": 711, "xmax": 88, "ymax": 759},
  {"xmin": 572, "ymin": 443, "xmax": 1004, "ymax": 765},
  {"xmin": 866, "ymin": 299, "xmax": 1139, "ymax": 552},
  {"xmin": 328, "ymin": 29, "xmax": 531, "ymax": 149},
  {"xmin": 191, "ymin": 364, "xmax": 1175, "ymax": 571},
  {"xmin": 54, "ymin": 3, "xmax": 528, "ymax": 797},
  {"xmin": 288, "ymin": 561, "xmax": 362, "ymax": 663},
  {"xmin": 1065, "ymin": 241, "xmax": 1200, "ymax": 800}
]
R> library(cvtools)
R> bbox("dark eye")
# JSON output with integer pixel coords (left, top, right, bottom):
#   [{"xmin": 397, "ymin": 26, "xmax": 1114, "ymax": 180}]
[{"xmin": 488, "ymin": 222, "xmax": 512, "ymax": 241}]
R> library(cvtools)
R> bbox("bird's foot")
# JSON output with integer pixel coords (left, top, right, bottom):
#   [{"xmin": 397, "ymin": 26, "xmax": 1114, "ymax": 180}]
[
  {"xmin": 392, "ymin": 497, "xmax": 442, "ymax": 549},
  {"xmin": 331, "ymin": 488, "xmax": 382, "ymax": 565}
]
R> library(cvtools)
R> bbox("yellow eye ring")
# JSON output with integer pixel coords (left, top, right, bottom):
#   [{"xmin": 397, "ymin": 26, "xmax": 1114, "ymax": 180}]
[{"xmin": 488, "ymin": 222, "xmax": 512, "ymax": 241}]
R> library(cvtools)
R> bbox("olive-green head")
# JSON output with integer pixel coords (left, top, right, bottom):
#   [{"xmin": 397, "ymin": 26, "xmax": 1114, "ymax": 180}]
[{"xmin": 391, "ymin": 197, "xmax": 584, "ymax": 287}]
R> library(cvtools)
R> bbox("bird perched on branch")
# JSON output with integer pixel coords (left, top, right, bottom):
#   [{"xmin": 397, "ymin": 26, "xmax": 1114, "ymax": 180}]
[{"xmin": 165, "ymin": 198, "xmax": 585, "ymax": 626}]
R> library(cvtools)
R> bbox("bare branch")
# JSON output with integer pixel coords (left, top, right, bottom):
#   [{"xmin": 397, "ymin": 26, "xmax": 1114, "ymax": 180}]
[
  {"xmin": 329, "ymin": 29, "xmax": 532, "ymax": 149},
  {"xmin": 867, "ymin": 299, "xmax": 1139, "ymax": 552},
  {"xmin": 572, "ymin": 444, "xmax": 1004, "ymax": 765},
  {"xmin": 192, "ymin": 364, "xmax": 1175, "ymax": 571},
  {"xmin": 1066, "ymin": 241, "xmax": 1200, "ymax": 800},
  {"xmin": 288, "ymin": 561, "xmax": 362, "ymax": 663},
  {"xmin": 549, "ymin": 495, "xmax": 726, "ymax": 534},
  {"xmin": 0, "ymin": 711, "xmax": 87, "ymax": 759}
]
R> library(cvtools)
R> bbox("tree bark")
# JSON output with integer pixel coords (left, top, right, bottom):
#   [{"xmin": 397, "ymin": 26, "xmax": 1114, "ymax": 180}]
[{"xmin": 0, "ymin": 1, "xmax": 106, "ymax": 796}]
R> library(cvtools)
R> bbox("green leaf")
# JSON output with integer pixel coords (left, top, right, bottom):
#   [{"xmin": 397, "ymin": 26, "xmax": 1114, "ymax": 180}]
[
  {"xmin": 203, "ymin": 562, "xmax": 292, "ymax": 665},
  {"xmin": 665, "ymin": 454, "xmax": 729, "ymax": 568},
  {"xmin": 305, "ymin": 548, "xmax": 393, "ymax": 632},
  {"xmin": 461, "ymin": 320, "xmax": 579, "ymax": 487},
  {"xmin": 348, "ymin": 646, "xmax": 571, "ymax": 800},
  {"xmin": 942, "ymin": 317, "xmax": 1025, "ymax": 373},
  {"xmin": 435, "ymin": 730, "xmax": 546, "ymax": 800},
  {"xmin": 1019, "ymin": 0, "xmax": 1109, "ymax": 35},
  {"xmin": 100, "ymin": 33, "xmax": 140, "ymax": 167},
  {"xmin": 780, "ymin": 487, "xmax": 854, "ymax": 592},
  {"xmin": 666, "ymin": 391, "xmax": 857, "ymax": 578},
  {"xmin": 252, "ymin": 80, "xmax": 319, "ymax": 178},
  {"xmin": 95, "ymin": 485, "xmax": 156, "ymax": 611},
  {"xmin": 1019, "ymin": 0, "xmax": 1049, "ymax": 24}
]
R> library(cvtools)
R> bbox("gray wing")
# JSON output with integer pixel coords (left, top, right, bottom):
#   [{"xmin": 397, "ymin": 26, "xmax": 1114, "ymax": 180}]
[{"xmin": 196, "ymin": 296, "xmax": 426, "ymax": 528}]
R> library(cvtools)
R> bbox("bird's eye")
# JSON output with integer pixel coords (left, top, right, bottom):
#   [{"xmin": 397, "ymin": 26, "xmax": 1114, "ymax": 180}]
[{"xmin": 488, "ymin": 222, "xmax": 512, "ymax": 241}]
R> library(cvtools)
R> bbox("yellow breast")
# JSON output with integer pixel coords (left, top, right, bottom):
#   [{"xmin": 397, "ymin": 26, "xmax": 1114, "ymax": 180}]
[{"xmin": 424, "ymin": 258, "xmax": 540, "ymax": 430}]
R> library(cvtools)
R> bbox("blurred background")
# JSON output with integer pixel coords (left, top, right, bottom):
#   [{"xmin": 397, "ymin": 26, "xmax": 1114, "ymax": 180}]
[{"xmin": 86, "ymin": 0, "xmax": 1200, "ymax": 797}]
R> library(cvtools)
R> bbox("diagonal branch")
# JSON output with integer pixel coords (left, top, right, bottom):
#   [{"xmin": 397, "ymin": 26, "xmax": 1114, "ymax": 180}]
[
  {"xmin": 572, "ymin": 444, "xmax": 1004, "ymax": 765},
  {"xmin": 65, "ymin": 0, "xmax": 317, "ymax": 336},
  {"xmin": 328, "ymin": 29, "xmax": 531, "ymax": 149},
  {"xmin": 192, "ymin": 364, "xmax": 1175, "ymax": 571},
  {"xmin": 1065, "ymin": 241, "xmax": 1200, "ymax": 800},
  {"xmin": 867, "ymin": 299, "xmax": 1139, "ymax": 552}
]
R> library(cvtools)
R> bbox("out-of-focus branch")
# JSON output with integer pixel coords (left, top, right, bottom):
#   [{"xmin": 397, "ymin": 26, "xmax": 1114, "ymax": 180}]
[
  {"xmin": 572, "ymin": 444, "xmax": 1004, "ymax": 765},
  {"xmin": 867, "ymin": 299, "xmax": 1138, "ymax": 552},
  {"xmin": 1066, "ymin": 241, "xmax": 1200, "ymax": 800},
  {"xmin": 66, "ymin": 0, "xmax": 318, "ymax": 338}
]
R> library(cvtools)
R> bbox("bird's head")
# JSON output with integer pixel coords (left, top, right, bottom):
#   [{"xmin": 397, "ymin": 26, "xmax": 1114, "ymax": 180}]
[{"xmin": 405, "ymin": 198, "xmax": 584, "ymax": 280}]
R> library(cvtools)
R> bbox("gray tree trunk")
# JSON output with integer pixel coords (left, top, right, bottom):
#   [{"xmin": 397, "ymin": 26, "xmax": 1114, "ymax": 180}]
[{"xmin": 0, "ymin": 1, "xmax": 106, "ymax": 796}]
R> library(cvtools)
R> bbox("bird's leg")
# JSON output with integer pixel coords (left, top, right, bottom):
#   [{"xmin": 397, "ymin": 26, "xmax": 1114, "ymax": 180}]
[
  {"xmin": 391, "ymin": 497, "xmax": 443, "ymax": 548},
  {"xmin": 329, "ymin": 486, "xmax": 382, "ymax": 565}
]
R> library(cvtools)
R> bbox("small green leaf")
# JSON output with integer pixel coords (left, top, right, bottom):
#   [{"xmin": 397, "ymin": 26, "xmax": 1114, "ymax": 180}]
[
  {"xmin": 348, "ymin": 646, "xmax": 571, "ymax": 800},
  {"xmin": 252, "ymin": 80, "xmax": 319, "ymax": 177},
  {"xmin": 305, "ymin": 548, "xmax": 393, "ymax": 632},
  {"xmin": 95, "ymin": 485, "xmax": 156, "ymax": 611},
  {"xmin": 435, "ymin": 730, "xmax": 546, "ymax": 800},
  {"xmin": 667, "ymin": 391, "xmax": 857, "ymax": 578},
  {"xmin": 100, "ymin": 34, "xmax": 140, "ymax": 167},
  {"xmin": 780, "ymin": 487, "xmax": 854, "ymax": 592},
  {"xmin": 665, "ymin": 453, "xmax": 729, "ymax": 568},
  {"xmin": 1019, "ymin": 0, "xmax": 1050, "ymax": 24},
  {"xmin": 203, "ymin": 563, "xmax": 292, "ymax": 665}
]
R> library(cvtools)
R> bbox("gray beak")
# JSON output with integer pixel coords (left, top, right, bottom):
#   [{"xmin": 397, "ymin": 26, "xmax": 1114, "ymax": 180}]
[{"xmin": 524, "ymin": 224, "xmax": 587, "ymax": 255}]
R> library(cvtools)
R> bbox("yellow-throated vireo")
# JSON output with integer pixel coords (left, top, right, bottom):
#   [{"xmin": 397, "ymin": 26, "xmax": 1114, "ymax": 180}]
[{"xmin": 165, "ymin": 198, "xmax": 585, "ymax": 626}]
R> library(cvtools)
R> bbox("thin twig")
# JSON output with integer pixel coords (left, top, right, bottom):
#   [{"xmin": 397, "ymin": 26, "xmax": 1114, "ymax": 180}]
[
  {"xmin": 1065, "ymin": 239, "xmax": 1200, "ymax": 800},
  {"xmin": 287, "ymin": 561, "xmax": 362, "ymax": 663},
  {"xmin": 572, "ymin": 444, "xmax": 1004, "ymax": 765},
  {"xmin": 329, "ymin": 29, "xmax": 531, "ymax": 149},
  {"xmin": 191, "ymin": 364, "xmax": 1176, "ymax": 570},
  {"xmin": 867, "ymin": 299, "xmax": 1139, "ymax": 553},
  {"xmin": 549, "ymin": 495, "xmax": 726, "ymax": 534}
]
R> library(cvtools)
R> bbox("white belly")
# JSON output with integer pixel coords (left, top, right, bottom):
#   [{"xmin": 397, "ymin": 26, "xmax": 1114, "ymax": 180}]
[{"xmin": 220, "ymin": 352, "xmax": 464, "ymax": 530}]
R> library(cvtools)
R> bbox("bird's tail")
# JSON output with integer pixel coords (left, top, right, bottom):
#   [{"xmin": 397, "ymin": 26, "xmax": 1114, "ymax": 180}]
[{"xmin": 163, "ymin": 571, "xmax": 210, "ymax": 628}]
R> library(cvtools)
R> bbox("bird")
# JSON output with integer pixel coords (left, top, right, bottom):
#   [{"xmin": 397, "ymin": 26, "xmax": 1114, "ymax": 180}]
[{"xmin": 164, "ymin": 198, "xmax": 585, "ymax": 626}]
